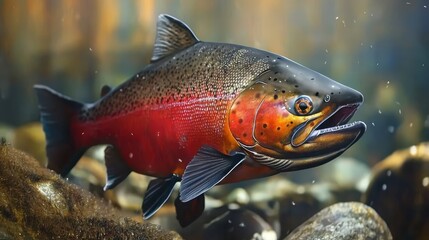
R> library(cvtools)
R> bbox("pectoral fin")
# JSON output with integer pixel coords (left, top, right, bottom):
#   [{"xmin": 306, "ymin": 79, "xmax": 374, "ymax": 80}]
[
  {"xmin": 103, "ymin": 146, "xmax": 131, "ymax": 190},
  {"xmin": 142, "ymin": 174, "xmax": 180, "ymax": 219},
  {"xmin": 180, "ymin": 146, "xmax": 245, "ymax": 202},
  {"xmin": 175, "ymin": 193, "xmax": 205, "ymax": 227}
]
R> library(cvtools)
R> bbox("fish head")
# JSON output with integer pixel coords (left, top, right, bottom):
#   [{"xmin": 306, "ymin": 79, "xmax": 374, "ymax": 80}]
[{"xmin": 228, "ymin": 57, "xmax": 366, "ymax": 171}]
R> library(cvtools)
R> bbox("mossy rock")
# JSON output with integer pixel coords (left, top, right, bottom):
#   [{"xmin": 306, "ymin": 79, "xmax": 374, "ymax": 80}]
[
  {"xmin": 284, "ymin": 202, "xmax": 392, "ymax": 240},
  {"xmin": 364, "ymin": 142, "xmax": 429, "ymax": 240},
  {"xmin": 0, "ymin": 142, "xmax": 181, "ymax": 239}
]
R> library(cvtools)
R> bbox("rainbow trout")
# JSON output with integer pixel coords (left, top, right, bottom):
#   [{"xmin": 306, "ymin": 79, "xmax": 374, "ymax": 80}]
[{"xmin": 34, "ymin": 14, "xmax": 366, "ymax": 226}]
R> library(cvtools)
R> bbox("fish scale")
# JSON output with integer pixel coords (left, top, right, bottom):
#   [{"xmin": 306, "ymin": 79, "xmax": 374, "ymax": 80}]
[{"xmin": 87, "ymin": 44, "xmax": 269, "ymax": 120}]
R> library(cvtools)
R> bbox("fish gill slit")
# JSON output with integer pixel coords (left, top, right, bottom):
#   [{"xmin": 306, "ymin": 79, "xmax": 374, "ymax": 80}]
[{"xmin": 252, "ymin": 96, "xmax": 266, "ymax": 144}]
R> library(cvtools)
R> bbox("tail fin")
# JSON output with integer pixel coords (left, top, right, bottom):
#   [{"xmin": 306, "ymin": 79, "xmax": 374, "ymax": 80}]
[{"xmin": 34, "ymin": 85, "xmax": 86, "ymax": 176}]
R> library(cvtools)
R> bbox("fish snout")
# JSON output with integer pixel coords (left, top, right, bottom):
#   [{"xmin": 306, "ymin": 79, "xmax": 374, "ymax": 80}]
[{"xmin": 328, "ymin": 84, "xmax": 364, "ymax": 107}]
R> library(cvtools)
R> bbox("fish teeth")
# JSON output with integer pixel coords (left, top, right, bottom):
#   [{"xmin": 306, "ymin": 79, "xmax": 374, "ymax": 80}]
[{"xmin": 310, "ymin": 121, "xmax": 357, "ymax": 137}]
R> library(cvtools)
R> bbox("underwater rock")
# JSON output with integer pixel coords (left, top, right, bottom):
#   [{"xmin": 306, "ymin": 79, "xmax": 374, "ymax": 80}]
[
  {"xmin": 363, "ymin": 142, "xmax": 429, "ymax": 240},
  {"xmin": 245, "ymin": 175, "xmax": 361, "ymax": 238},
  {"xmin": 0, "ymin": 143, "xmax": 181, "ymax": 239},
  {"xmin": 66, "ymin": 146, "xmax": 153, "ymax": 211},
  {"xmin": 215, "ymin": 175, "xmax": 364, "ymax": 238},
  {"xmin": 202, "ymin": 204, "xmax": 276, "ymax": 240},
  {"xmin": 286, "ymin": 157, "xmax": 370, "ymax": 188},
  {"xmin": 277, "ymin": 191, "xmax": 323, "ymax": 238},
  {"xmin": 12, "ymin": 122, "xmax": 46, "ymax": 166},
  {"xmin": 247, "ymin": 176, "xmax": 298, "ymax": 202},
  {"xmin": 67, "ymin": 155, "xmax": 119, "ymax": 203},
  {"xmin": 112, "ymin": 172, "xmax": 153, "ymax": 211},
  {"xmin": 224, "ymin": 187, "xmax": 250, "ymax": 205},
  {"xmin": 0, "ymin": 124, "xmax": 14, "ymax": 144},
  {"xmin": 319, "ymin": 157, "xmax": 370, "ymax": 188},
  {"xmin": 149, "ymin": 202, "xmax": 275, "ymax": 240},
  {"xmin": 284, "ymin": 202, "xmax": 392, "ymax": 240}
]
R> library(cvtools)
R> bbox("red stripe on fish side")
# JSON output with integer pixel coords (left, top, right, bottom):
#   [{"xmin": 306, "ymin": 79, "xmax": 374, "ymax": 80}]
[{"xmin": 73, "ymin": 96, "xmax": 235, "ymax": 178}]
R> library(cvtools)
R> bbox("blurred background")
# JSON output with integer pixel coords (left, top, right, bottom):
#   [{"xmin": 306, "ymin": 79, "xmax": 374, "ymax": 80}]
[
  {"xmin": 0, "ymin": 0, "xmax": 429, "ymax": 169},
  {"xmin": 0, "ymin": 0, "xmax": 429, "ymax": 239},
  {"xmin": 0, "ymin": 0, "xmax": 428, "ymax": 178}
]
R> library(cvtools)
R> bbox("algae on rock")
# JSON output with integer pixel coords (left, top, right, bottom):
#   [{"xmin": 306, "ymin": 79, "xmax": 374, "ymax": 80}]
[{"xmin": 0, "ymin": 142, "xmax": 181, "ymax": 239}]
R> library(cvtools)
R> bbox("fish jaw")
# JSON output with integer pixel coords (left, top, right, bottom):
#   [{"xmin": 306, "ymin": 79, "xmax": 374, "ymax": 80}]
[{"xmin": 283, "ymin": 119, "xmax": 367, "ymax": 171}]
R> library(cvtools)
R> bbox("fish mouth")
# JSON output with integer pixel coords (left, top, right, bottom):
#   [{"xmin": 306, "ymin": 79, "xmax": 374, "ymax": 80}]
[
  {"xmin": 285, "ymin": 103, "xmax": 366, "ymax": 171},
  {"xmin": 307, "ymin": 104, "xmax": 365, "ymax": 142}
]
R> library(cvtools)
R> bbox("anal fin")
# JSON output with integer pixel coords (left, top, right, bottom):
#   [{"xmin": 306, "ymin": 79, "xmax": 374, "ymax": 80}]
[
  {"xmin": 175, "ymin": 193, "xmax": 205, "ymax": 227},
  {"xmin": 180, "ymin": 146, "xmax": 245, "ymax": 202},
  {"xmin": 143, "ymin": 174, "xmax": 180, "ymax": 219},
  {"xmin": 103, "ymin": 146, "xmax": 131, "ymax": 190}
]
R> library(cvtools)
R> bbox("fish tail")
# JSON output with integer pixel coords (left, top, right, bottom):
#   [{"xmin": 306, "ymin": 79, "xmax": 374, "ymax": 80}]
[{"xmin": 34, "ymin": 85, "xmax": 86, "ymax": 176}]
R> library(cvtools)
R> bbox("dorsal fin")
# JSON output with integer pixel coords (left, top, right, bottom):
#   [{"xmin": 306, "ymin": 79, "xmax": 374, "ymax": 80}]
[
  {"xmin": 151, "ymin": 14, "xmax": 199, "ymax": 62},
  {"xmin": 100, "ymin": 85, "xmax": 112, "ymax": 98}
]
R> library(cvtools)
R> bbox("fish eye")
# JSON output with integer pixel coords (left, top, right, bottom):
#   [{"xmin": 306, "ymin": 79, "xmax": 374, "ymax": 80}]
[{"xmin": 294, "ymin": 96, "xmax": 313, "ymax": 115}]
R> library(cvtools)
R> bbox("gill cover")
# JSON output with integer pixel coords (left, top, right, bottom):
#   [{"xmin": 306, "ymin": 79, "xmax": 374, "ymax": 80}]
[
  {"xmin": 230, "ymin": 83, "xmax": 294, "ymax": 146},
  {"xmin": 229, "ymin": 83, "xmax": 296, "ymax": 170}
]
